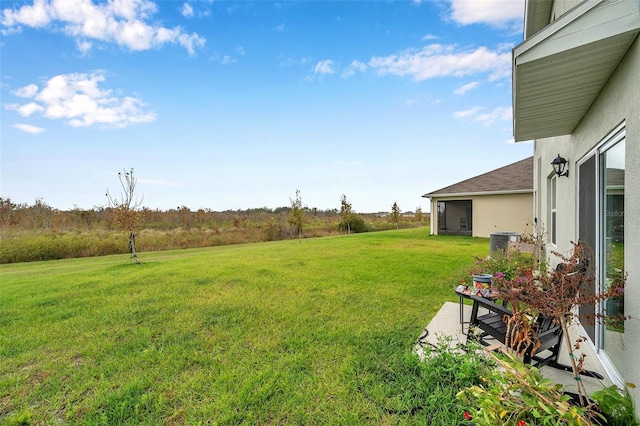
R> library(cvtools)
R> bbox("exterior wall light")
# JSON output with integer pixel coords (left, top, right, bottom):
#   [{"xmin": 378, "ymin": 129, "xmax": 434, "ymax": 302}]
[{"xmin": 551, "ymin": 154, "xmax": 569, "ymax": 177}]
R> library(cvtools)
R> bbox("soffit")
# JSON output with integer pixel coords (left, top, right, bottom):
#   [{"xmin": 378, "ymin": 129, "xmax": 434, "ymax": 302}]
[{"xmin": 513, "ymin": 0, "xmax": 640, "ymax": 142}]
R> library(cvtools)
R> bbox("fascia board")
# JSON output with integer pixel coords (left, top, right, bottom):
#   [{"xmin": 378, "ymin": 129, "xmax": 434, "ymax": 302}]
[
  {"xmin": 517, "ymin": 0, "xmax": 640, "ymax": 65},
  {"xmin": 422, "ymin": 189, "xmax": 533, "ymax": 199},
  {"xmin": 514, "ymin": 0, "xmax": 603, "ymax": 60}
]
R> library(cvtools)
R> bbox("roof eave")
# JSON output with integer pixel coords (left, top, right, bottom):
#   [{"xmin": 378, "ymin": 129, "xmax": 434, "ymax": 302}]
[
  {"xmin": 513, "ymin": 0, "xmax": 640, "ymax": 142},
  {"xmin": 423, "ymin": 189, "xmax": 533, "ymax": 199},
  {"xmin": 524, "ymin": 0, "xmax": 554, "ymax": 39}
]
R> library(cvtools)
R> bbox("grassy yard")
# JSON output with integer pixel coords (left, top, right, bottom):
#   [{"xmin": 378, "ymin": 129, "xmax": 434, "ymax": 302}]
[{"xmin": 0, "ymin": 228, "xmax": 488, "ymax": 424}]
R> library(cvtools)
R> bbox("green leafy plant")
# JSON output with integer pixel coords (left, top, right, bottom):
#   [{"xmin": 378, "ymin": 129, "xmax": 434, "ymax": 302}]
[
  {"xmin": 338, "ymin": 194, "xmax": 369, "ymax": 234},
  {"xmin": 591, "ymin": 384, "xmax": 639, "ymax": 426},
  {"xmin": 390, "ymin": 201, "xmax": 401, "ymax": 230},
  {"xmin": 287, "ymin": 189, "xmax": 307, "ymax": 241},
  {"xmin": 355, "ymin": 336, "xmax": 494, "ymax": 422},
  {"xmin": 457, "ymin": 350, "xmax": 595, "ymax": 425},
  {"xmin": 338, "ymin": 213, "xmax": 368, "ymax": 233},
  {"xmin": 468, "ymin": 247, "xmax": 537, "ymax": 283}
]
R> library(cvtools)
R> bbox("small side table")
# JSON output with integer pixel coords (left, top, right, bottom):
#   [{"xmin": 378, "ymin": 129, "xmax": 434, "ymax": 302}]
[
  {"xmin": 455, "ymin": 288, "xmax": 499, "ymax": 335},
  {"xmin": 455, "ymin": 289, "xmax": 474, "ymax": 335}
]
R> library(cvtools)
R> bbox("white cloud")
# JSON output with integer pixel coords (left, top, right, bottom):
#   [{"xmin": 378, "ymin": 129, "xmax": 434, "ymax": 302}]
[
  {"xmin": 422, "ymin": 33, "xmax": 438, "ymax": 41},
  {"xmin": 16, "ymin": 102, "xmax": 45, "ymax": 116},
  {"xmin": 369, "ymin": 44, "xmax": 511, "ymax": 81},
  {"xmin": 314, "ymin": 59, "xmax": 335, "ymax": 75},
  {"xmin": 1, "ymin": 0, "xmax": 205, "ymax": 55},
  {"xmin": 13, "ymin": 83, "xmax": 39, "ymax": 98},
  {"xmin": 474, "ymin": 106, "xmax": 512, "ymax": 126},
  {"xmin": 7, "ymin": 72, "xmax": 156, "ymax": 128},
  {"xmin": 76, "ymin": 39, "xmax": 93, "ymax": 54},
  {"xmin": 13, "ymin": 123, "xmax": 45, "ymax": 134},
  {"xmin": 449, "ymin": 0, "xmax": 524, "ymax": 27},
  {"xmin": 453, "ymin": 105, "xmax": 512, "ymax": 126},
  {"xmin": 341, "ymin": 60, "xmax": 367, "ymax": 79},
  {"xmin": 453, "ymin": 106, "xmax": 482, "ymax": 119},
  {"xmin": 221, "ymin": 55, "xmax": 236, "ymax": 64},
  {"xmin": 454, "ymin": 81, "xmax": 479, "ymax": 95},
  {"xmin": 1, "ymin": 0, "xmax": 50, "ymax": 28},
  {"xmin": 181, "ymin": 3, "xmax": 193, "ymax": 18},
  {"xmin": 278, "ymin": 54, "xmax": 313, "ymax": 68}
]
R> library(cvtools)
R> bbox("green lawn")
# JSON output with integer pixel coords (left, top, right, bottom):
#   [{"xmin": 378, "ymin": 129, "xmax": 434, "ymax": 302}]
[{"xmin": 0, "ymin": 228, "xmax": 488, "ymax": 424}]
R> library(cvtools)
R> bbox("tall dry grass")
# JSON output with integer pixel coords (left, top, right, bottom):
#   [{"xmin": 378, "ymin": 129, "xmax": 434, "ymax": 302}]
[{"xmin": 1, "ymin": 219, "xmax": 426, "ymax": 263}]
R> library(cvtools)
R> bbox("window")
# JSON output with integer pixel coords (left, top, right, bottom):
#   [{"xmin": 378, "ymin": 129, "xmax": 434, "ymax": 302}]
[
  {"xmin": 549, "ymin": 175, "xmax": 557, "ymax": 245},
  {"xmin": 599, "ymin": 135, "xmax": 625, "ymax": 379},
  {"xmin": 578, "ymin": 123, "xmax": 626, "ymax": 386}
]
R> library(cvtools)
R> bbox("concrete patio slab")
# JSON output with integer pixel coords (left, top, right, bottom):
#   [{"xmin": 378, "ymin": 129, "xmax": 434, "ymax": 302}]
[{"xmin": 417, "ymin": 301, "xmax": 613, "ymax": 395}]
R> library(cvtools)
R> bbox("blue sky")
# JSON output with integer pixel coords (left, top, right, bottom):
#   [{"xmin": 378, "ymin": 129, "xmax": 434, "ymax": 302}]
[{"xmin": 1, "ymin": 0, "xmax": 531, "ymax": 213}]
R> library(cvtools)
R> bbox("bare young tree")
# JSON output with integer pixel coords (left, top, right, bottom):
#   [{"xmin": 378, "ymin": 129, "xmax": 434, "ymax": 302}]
[{"xmin": 106, "ymin": 168, "xmax": 143, "ymax": 264}]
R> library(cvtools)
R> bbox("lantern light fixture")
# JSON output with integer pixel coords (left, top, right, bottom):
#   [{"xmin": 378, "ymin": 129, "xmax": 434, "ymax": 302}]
[{"xmin": 551, "ymin": 154, "xmax": 569, "ymax": 177}]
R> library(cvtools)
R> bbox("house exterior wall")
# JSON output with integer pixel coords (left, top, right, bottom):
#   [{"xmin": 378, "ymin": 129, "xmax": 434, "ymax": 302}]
[
  {"xmin": 472, "ymin": 193, "xmax": 533, "ymax": 238},
  {"xmin": 428, "ymin": 193, "xmax": 532, "ymax": 238},
  {"xmin": 533, "ymin": 36, "xmax": 639, "ymax": 405}
]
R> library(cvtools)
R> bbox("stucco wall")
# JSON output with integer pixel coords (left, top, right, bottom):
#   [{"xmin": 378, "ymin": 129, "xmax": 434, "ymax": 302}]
[
  {"xmin": 534, "ymin": 37, "xmax": 639, "ymax": 404},
  {"xmin": 472, "ymin": 193, "xmax": 533, "ymax": 238}
]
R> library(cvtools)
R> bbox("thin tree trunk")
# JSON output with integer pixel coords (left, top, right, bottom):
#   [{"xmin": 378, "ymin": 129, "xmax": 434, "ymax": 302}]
[
  {"xmin": 559, "ymin": 316, "xmax": 586, "ymax": 406},
  {"xmin": 129, "ymin": 231, "xmax": 141, "ymax": 264}
]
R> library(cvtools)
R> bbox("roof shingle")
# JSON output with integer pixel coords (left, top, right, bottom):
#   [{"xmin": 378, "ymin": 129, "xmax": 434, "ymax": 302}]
[{"xmin": 423, "ymin": 156, "xmax": 533, "ymax": 197}]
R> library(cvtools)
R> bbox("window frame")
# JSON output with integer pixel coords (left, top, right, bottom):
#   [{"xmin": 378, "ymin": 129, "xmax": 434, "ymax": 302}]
[{"xmin": 549, "ymin": 173, "xmax": 558, "ymax": 246}]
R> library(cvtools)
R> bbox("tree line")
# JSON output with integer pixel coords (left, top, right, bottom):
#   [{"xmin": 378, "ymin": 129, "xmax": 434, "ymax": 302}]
[
  {"xmin": 0, "ymin": 197, "xmax": 426, "ymax": 234},
  {"xmin": 1, "ymin": 173, "xmax": 429, "ymax": 263},
  {"xmin": 0, "ymin": 197, "xmax": 332, "ymax": 232}
]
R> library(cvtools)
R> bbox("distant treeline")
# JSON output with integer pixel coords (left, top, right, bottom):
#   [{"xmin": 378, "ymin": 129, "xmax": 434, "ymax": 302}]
[{"xmin": 0, "ymin": 198, "xmax": 429, "ymax": 263}]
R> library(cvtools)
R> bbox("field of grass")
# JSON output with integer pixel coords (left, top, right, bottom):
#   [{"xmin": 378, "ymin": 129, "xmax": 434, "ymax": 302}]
[
  {"xmin": 0, "ymin": 220, "xmax": 425, "ymax": 264},
  {"xmin": 1, "ymin": 228, "xmax": 488, "ymax": 424}
]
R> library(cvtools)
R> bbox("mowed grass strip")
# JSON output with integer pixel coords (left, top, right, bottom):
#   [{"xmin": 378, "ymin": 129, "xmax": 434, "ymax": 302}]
[{"xmin": 0, "ymin": 228, "xmax": 488, "ymax": 424}]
